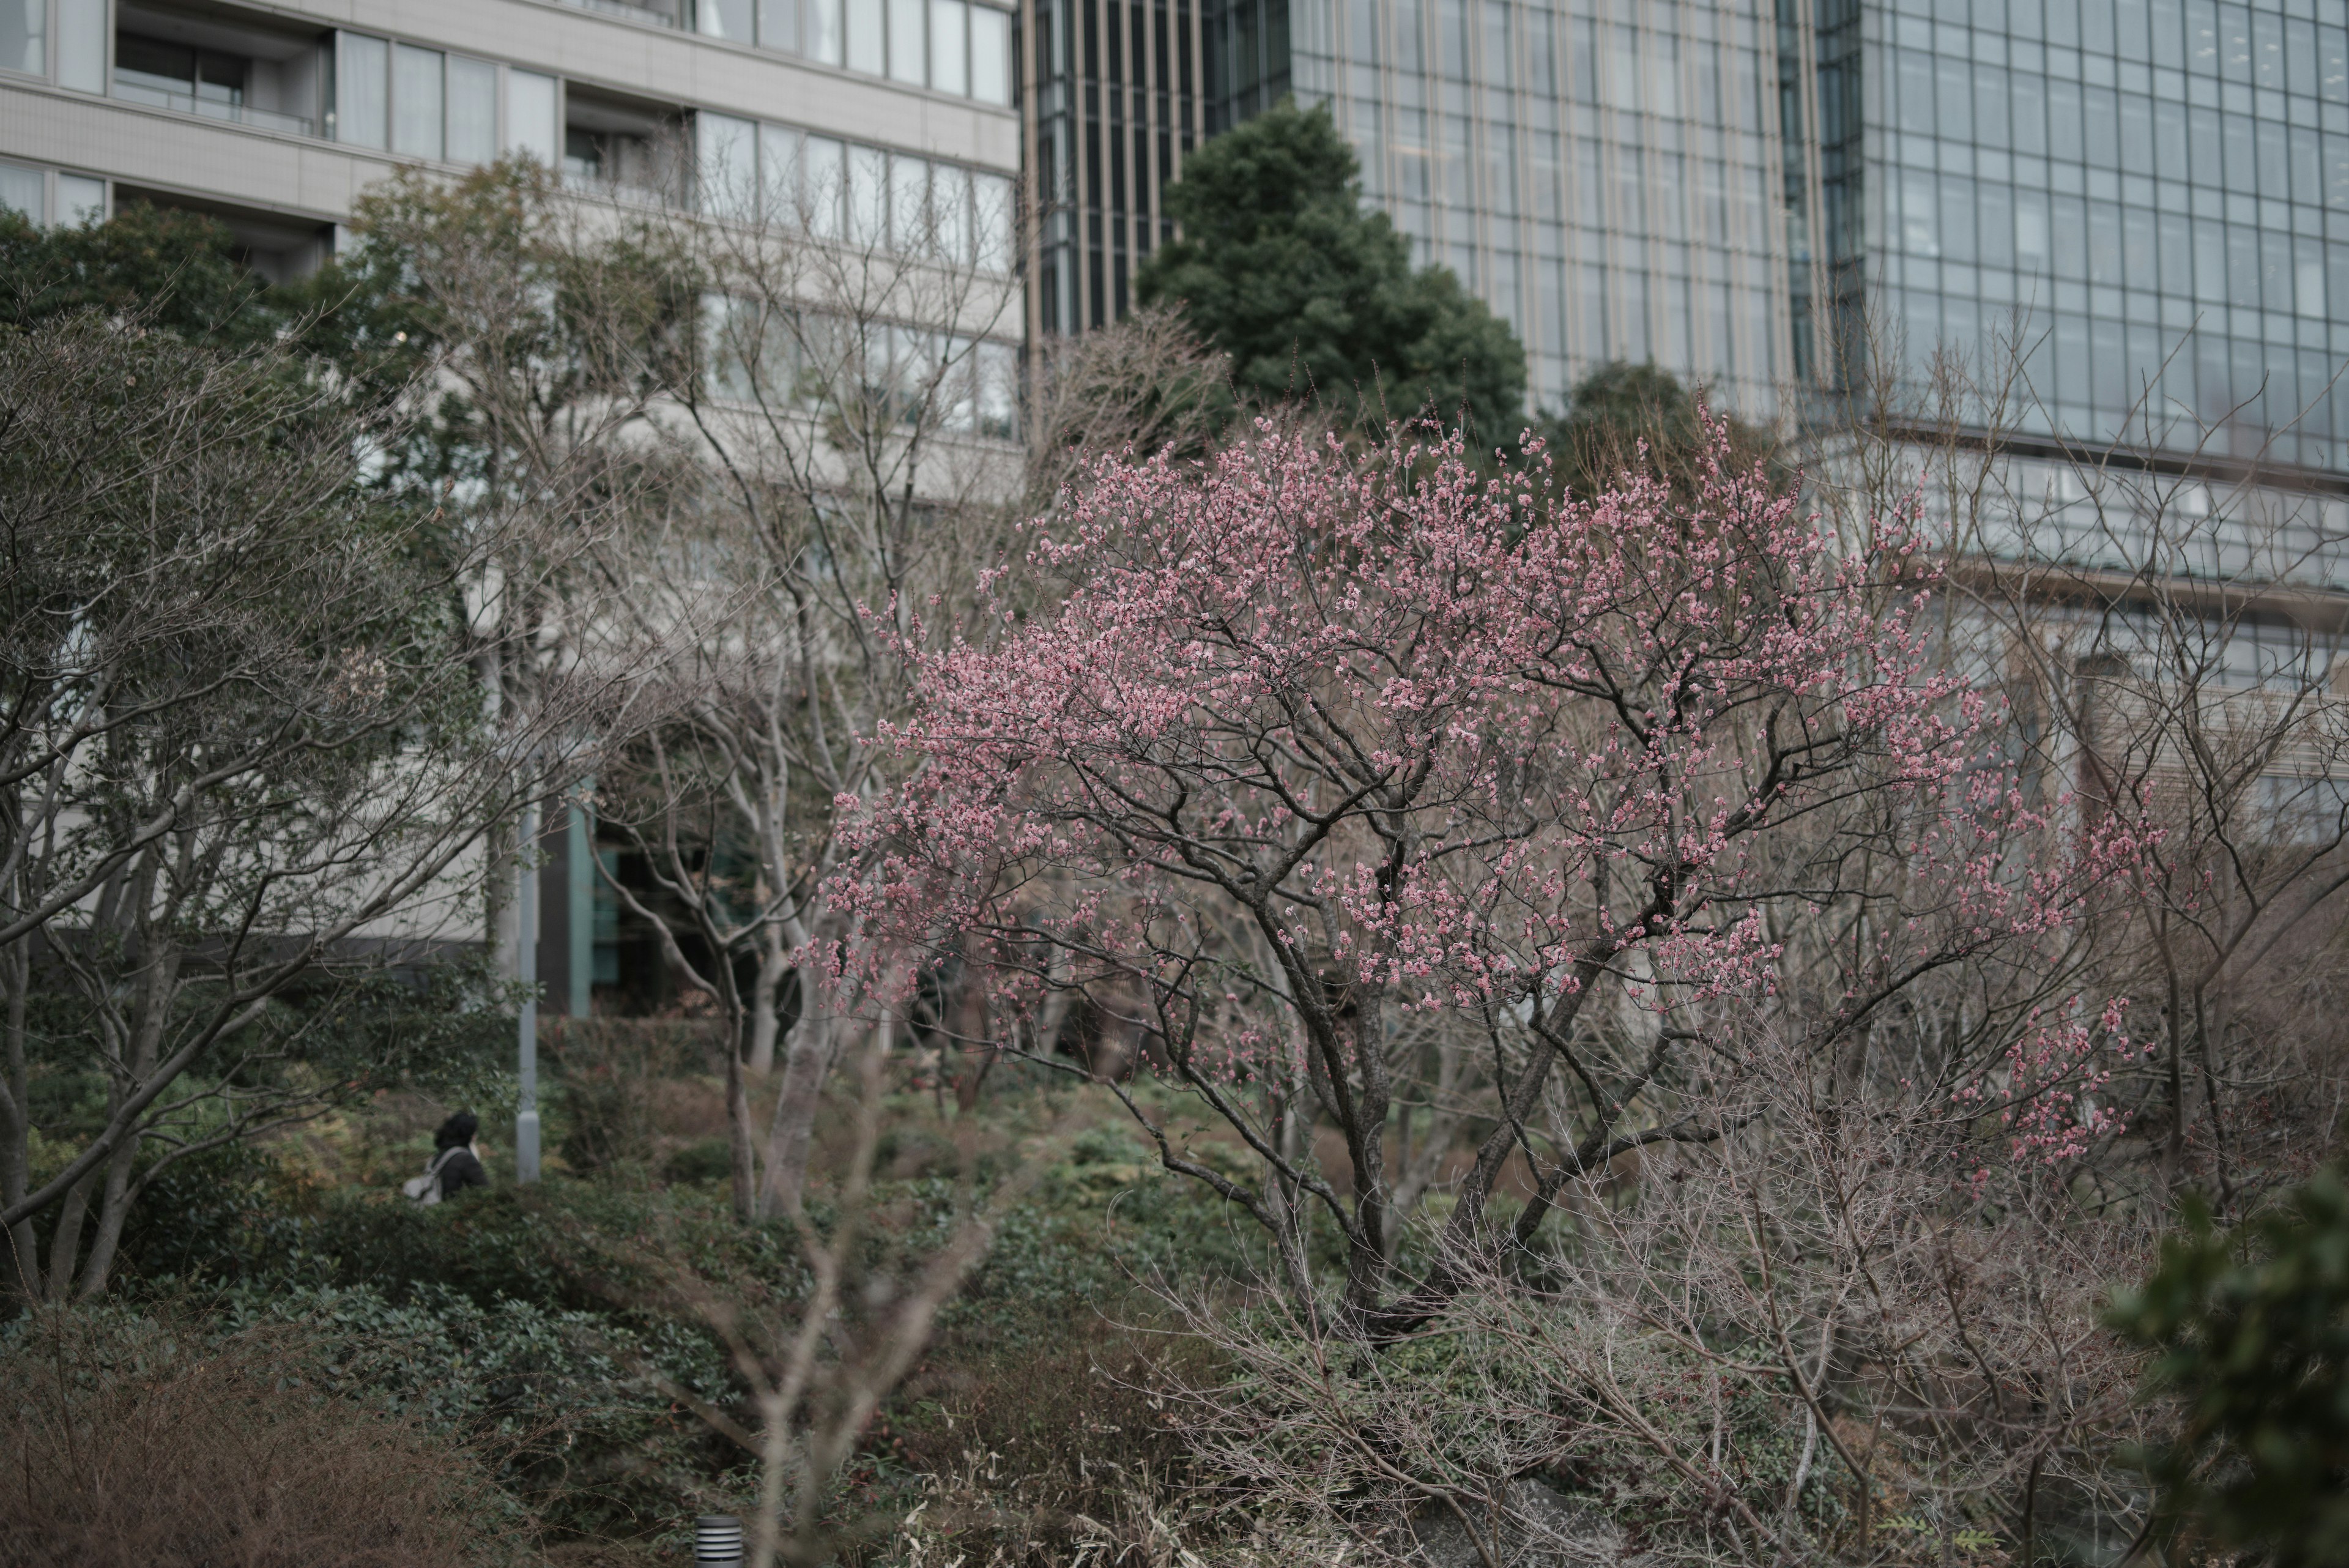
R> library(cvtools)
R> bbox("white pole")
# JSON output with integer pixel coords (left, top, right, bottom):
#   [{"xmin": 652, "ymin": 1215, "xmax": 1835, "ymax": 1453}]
[{"xmin": 516, "ymin": 797, "xmax": 541, "ymax": 1183}]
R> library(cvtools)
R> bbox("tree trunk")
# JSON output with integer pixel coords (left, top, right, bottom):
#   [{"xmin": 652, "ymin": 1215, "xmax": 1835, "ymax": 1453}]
[
  {"xmin": 70, "ymin": 1123, "xmax": 141, "ymax": 1301},
  {"xmin": 1, "ymin": 937, "xmax": 33, "ymax": 1302},
  {"xmin": 1264, "ymin": 1092, "xmax": 1321, "ymax": 1323},
  {"xmin": 759, "ymin": 978, "xmax": 839, "ymax": 1217},
  {"xmin": 41, "ymin": 1164, "xmax": 98, "ymax": 1302},
  {"xmin": 745, "ymin": 931, "xmax": 790, "ymax": 1074}
]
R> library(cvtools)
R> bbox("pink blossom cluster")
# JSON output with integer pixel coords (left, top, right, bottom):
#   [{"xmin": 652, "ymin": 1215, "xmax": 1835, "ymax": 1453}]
[
  {"xmin": 1955, "ymin": 997, "xmax": 2144, "ymax": 1168},
  {"xmin": 830, "ymin": 417, "xmax": 2139, "ymax": 1099}
]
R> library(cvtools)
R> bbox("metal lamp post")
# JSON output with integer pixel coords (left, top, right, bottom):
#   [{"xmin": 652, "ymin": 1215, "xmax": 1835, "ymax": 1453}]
[{"xmin": 516, "ymin": 797, "xmax": 541, "ymax": 1183}]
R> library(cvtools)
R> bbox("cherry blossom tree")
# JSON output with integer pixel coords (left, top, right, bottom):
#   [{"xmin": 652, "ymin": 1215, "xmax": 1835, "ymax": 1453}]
[{"xmin": 841, "ymin": 417, "xmax": 2143, "ymax": 1329}]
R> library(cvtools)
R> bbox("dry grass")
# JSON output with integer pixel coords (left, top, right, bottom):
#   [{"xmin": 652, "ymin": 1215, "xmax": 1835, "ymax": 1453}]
[
  {"xmin": 0, "ymin": 1307, "xmax": 538, "ymax": 1568},
  {"xmin": 881, "ymin": 1310, "xmax": 1241, "ymax": 1566}
]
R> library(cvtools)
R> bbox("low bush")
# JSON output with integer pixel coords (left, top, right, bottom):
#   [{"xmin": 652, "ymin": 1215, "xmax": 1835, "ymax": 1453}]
[
  {"xmin": 219, "ymin": 1281, "xmax": 746, "ymax": 1542},
  {"xmin": 0, "ymin": 1306, "xmax": 533, "ymax": 1567}
]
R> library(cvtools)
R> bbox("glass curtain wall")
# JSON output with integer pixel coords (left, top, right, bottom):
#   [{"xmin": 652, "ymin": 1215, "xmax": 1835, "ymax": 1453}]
[
  {"xmin": 1282, "ymin": 0, "xmax": 1795, "ymax": 414},
  {"xmin": 1844, "ymin": 0, "xmax": 2349, "ymax": 469},
  {"xmin": 1030, "ymin": 0, "xmax": 1210, "ymax": 333}
]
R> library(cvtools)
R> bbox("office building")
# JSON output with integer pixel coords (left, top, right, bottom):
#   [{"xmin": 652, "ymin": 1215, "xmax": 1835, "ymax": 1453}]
[
  {"xmin": 1028, "ymin": 0, "xmax": 1797, "ymax": 413},
  {"xmin": 1032, "ymin": 0, "xmax": 2349, "ymax": 469}
]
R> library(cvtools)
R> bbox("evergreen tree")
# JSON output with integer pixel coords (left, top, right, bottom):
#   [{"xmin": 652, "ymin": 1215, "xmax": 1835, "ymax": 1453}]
[
  {"xmin": 1135, "ymin": 99, "xmax": 1526, "ymax": 439},
  {"xmin": 1540, "ymin": 360, "xmax": 1780, "ymax": 496},
  {"xmin": 2113, "ymin": 1172, "xmax": 2349, "ymax": 1568}
]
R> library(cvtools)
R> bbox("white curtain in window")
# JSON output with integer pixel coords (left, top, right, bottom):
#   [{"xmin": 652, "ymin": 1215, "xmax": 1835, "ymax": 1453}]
[
  {"xmin": 808, "ymin": 0, "xmax": 844, "ymax": 65},
  {"xmin": 338, "ymin": 34, "xmax": 390, "ymax": 149},
  {"xmin": 447, "ymin": 57, "xmax": 497, "ymax": 165},
  {"xmin": 506, "ymin": 70, "xmax": 559, "ymax": 166},
  {"xmin": 392, "ymin": 43, "xmax": 444, "ymax": 159},
  {"xmin": 929, "ymin": 0, "xmax": 967, "ymax": 95},
  {"xmin": 0, "ymin": 0, "xmax": 42, "ymax": 76},
  {"xmin": 699, "ymin": 111, "xmax": 757, "ymax": 220},
  {"xmin": 970, "ymin": 6, "xmax": 1011, "ymax": 105}
]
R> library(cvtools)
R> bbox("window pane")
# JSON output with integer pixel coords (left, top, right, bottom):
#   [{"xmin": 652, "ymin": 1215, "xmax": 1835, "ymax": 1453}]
[
  {"xmin": 930, "ymin": 0, "xmax": 966, "ymax": 94},
  {"xmin": 889, "ymin": 152, "xmax": 927, "ymax": 249},
  {"xmin": 973, "ymin": 171, "xmax": 1012, "ymax": 270},
  {"xmin": 809, "ymin": 0, "xmax": 844, "ymax": 63},
  {"xmin": 507, "ymin": 70, "xmax": 558, "ymax": 166},
  {"xmin": 848, "ymin": 144, "xmax": 888, "ymax": 245},
  {"xmin": 704, "ymin": 293, "xmax": 752, "ymax": 401},
  {"xmin": 759, "ymin": 121, "xmax": 804, "ymax": 223},
  {"xmin": 57, "ymin": 174, "xmax": 105, "ymax": 226},
  {"xmin": 970, "ymin": 5, "xmax": 1010, "ymax": 103},
  {"xmin": 338, "ymin": 34, "xmax": 389, "ymax": 147},
  {"xmin": 759, "ymin": 0, "xmax": 803, "ymax": 53},
  {"xmin": 58, "ymin": 0, "xmax": 103, "ymax": 92},
  {"xmin": 805, "ymin": 135, "xmax": 845, "ymax": 238},
  {"xmin": 447, "ymin": 56, "xmax": 496, "ymax": 165},
  {"xmin": 888, "ymin": 0, "xmax": 925, "ymax": 82},
  {"xmin": 976, "ymin": 341, "xmax": 1017, "ymax": 438},
  {"xmin": 941, "ymin": 335, "xmax": 977, "ymax": 430},
  {"xmin": 0, "ymin": 162, "xmax": 40, "ymax": 220},
  {"xmin": 700, "ymin": 0, "xmax": 754, "ymax": 39},
  {"xmin": 1, "ymin": 0, "xmax": 42, "ymax": 75},
  {"xmin": 847, "ymin": 0, "xmax": 884, "ymax": 73},
  {"xmin": 933, "ymin": 162, "xmax": 971, "ymax": 259},
  {"xmin": 392, "ymin": 43, "xmax": 443, "ymax": 158},
  {"xmin": 700, "ymin": 111, "xmax": 757, "ymax": 220}
]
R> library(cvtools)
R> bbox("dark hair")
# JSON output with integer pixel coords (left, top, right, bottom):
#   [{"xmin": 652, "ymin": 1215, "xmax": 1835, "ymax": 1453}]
[{"xmin": 433, "ymin": 1112, "xmax": 480, "ymax": 1151}]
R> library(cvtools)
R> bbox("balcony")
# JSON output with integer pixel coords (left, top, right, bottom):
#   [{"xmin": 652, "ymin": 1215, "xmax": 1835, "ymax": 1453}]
[
  {"xmin": 111, "ymin": 78, "xmax": 313, "ymax": 136},
  {"xmin": 112, "ymin": 4, "xmax": 328, "ymax": 142},
  {"xmin": 563, "ymin": 88, "xmax": 689, "ymax": 207}
]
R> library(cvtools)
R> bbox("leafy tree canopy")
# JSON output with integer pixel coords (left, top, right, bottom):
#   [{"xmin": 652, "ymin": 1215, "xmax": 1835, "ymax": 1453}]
[
  {"xmin": 0, "ymin": 199, "xmax": 434, "ymax": 398},
  {"xmin": 0, "ymin": 203, "xmax": 273, "ymax": 343},
  {"xmin": 1134, "ymin": 99, "xmax": 1526, "ymax": 440},
  {"xmin": 1538, "ymin": 360, "xmax": 1781, "ymax": 496},
  {"xmin": 2111, "ymin": 1170, "xmax": 2349, "ymax": 1568}
]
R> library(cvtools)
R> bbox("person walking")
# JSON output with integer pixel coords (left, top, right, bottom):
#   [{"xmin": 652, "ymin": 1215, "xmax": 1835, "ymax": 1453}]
[{"xmin": 404, "ymin": 1111, "xmax": 490, "ymax": 1205}]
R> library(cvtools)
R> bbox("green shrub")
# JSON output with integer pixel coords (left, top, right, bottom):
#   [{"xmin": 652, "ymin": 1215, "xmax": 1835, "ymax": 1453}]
[
  {"xmin": 2112, "ymin": 1170, "xmax": 2349, "ymax": 1568},
  {"xmin": 218, "ymin": 1282, "xmax": 744, "ymax": 1542}
]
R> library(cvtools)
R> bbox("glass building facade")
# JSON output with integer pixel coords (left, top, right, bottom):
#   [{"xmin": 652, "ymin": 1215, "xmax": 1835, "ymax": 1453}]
[
  {"xmin": 1282, "ymin": 0, "xmax": 1795, "ymax": 413},
  {"xmin": 1022, "ymin": 0, "xmax": 2349, "ymax": 465},
  {"xmin": 1026, "ymin": 0, "xmax": 1211, "ymax": 335},
  {"xmin": 1835, "ymin": 0, "xmax": 2349, "ymax": 469}
]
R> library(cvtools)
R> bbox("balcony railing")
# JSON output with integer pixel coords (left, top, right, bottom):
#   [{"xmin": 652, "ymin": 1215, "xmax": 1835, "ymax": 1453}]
[
  {"xmin": 111, "ymin": 80, "xmax": 314, "ymax": 136},
  {"xmin": 560, "ymin": 0, "xmax": 686, "ymax": 26},
  {"xmin": 562, "ymin": 162, "xmax": 674, "ymax": 208}
]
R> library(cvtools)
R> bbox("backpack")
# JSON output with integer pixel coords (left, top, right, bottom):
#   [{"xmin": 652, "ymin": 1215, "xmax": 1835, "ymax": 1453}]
[{"xmin": 403, "ymin": 1146, "xmax": 466, "ymax": 1206}]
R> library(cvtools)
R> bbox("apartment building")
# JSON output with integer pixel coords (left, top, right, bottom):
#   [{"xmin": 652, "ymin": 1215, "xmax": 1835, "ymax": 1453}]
[
  {"xmin": 0, "ymin": 0, "xmax": 1017, "ymax": 283},
  {"xmin": 0, "ymin": 0, "xmax": 1022, "ymax": 1014}
]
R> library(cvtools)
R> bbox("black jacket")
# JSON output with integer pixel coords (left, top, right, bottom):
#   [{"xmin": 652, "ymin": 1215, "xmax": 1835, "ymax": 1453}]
[{"xmin": 433, "ymin": 1145, "xmax": 488, "ymax": 1198}]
